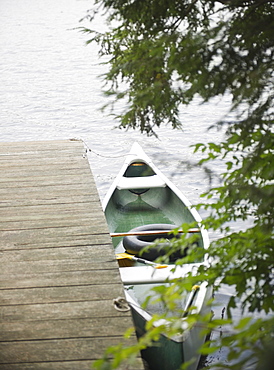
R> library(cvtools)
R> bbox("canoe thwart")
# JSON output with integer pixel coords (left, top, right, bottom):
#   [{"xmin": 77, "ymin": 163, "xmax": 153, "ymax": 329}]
[
  {"xmin": 110, "ymin": 228, "xmax": 200, "ymax": 238},
  {"xmin": 120, "ymin": 265, "xmax": 200, "ymax": 285},
  {"xmin": 117, "ymin": 174, "xmax": 166, "ymax": 190}
]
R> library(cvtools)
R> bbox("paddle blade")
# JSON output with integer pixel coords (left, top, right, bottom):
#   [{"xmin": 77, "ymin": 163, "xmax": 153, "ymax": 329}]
[
  {"xmin": 116, "ymin": 253, "xmax": 168, "ymax": 269},
  {"xmin": 115, "ymin": 253, "xmax": 134, "ymax": 267},
  {"xmin": 116, "ymin": 252, "xmax": 134, "ymax": 260}
]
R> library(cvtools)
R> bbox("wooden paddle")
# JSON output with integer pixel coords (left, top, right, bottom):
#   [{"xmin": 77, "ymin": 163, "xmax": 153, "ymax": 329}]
[
  {"xmin": 183, "ymin": 285, "xmax": 200, "ymax": 317},
  {"xmin": 116, "ymin": 252, "xmax": 168, "ymax": 269},
  {"xmin": 111, "ymin": 228, "xmax": 200, "ymax": 238}
]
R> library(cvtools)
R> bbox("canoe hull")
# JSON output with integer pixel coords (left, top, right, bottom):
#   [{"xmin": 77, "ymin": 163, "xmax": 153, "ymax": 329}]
[
  {"xmin": 103, "ymin": 142, "xmax": 211, "ymax": 370},
  {"xmin": 127, "ymin": 283, "xmax": 213, "ymax": 370}
]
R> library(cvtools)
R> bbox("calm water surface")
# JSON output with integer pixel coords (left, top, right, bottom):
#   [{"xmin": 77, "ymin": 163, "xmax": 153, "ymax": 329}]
[
  {"xmin": 0, "ymin": 0, "xmax": 230, "ymax": 202},
  {"xmin": 0, "ymin": 1, "xmax": 253, "ymax": 368}
]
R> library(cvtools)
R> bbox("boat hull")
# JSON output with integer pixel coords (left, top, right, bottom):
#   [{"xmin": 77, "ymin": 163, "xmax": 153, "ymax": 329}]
[
  {"xmin": 127, "ymin": 283, "xmax": 212, "ymax": 370},
  {"xmin": 105, "ymin": 185, "xmax": 204, "ymax": 253},
  {"xmin": 103, "ymin": 142, "xmax": 211, "ymax": 370}
]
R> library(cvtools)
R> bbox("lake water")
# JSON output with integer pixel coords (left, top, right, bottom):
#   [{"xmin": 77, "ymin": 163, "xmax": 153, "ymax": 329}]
[
  {"xmin": 0, "ymin": 0, "xmax": 231, "ymax": 204},
  {"xmin": 0, "ymin": 0, "xmax": 254, "ymax": 368}
]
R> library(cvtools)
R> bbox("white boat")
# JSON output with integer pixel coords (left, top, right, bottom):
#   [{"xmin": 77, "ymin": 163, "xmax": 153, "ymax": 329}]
[{"xmin": 103, "ymin": 142, "xmax": 212, "ymax": 370}]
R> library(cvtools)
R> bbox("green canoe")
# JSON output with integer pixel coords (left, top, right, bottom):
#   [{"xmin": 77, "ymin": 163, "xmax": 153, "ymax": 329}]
[{"xmin": 103, "ymin": 142, "xmax": 212, "ymax": 370}]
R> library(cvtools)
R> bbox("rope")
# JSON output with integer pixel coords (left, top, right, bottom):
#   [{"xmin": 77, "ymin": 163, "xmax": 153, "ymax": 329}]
[{"xmin": 75, "ymin": 137, "xmax": 133, "ymax": 159}]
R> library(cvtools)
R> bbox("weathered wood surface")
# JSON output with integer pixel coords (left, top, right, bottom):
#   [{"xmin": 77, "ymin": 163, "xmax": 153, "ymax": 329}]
[{"xmin": 0, "ymin": 140, "xmax": 143, "ymax": 370}]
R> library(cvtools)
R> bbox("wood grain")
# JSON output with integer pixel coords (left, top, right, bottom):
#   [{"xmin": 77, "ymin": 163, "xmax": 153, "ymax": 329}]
[{"xmin": 0, "ymin": 140, "xmax": 143, "ymax": 369}]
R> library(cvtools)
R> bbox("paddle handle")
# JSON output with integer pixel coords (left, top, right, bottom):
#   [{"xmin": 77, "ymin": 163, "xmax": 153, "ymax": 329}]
[
  {"xmin": 183, "ymin": 285, "xmax": 200, "ymax": 317},
  {"xmin": 131, "ymin": 256, "xmax": 168, "ymax": 269},
  {"xmin": 110, "ymin": 228, "xmax": 200, "ymax": 238}
]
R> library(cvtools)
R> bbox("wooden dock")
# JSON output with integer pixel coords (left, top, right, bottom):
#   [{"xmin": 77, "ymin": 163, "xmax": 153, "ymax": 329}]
[{"xmin": 0, "ymin": 140, "xmax": 143, "ymax": 370}]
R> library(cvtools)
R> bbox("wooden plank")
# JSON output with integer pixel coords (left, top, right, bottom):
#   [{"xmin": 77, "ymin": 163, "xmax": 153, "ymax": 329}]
[
  {"xmin": 0, "ymin": 202, "xmax": 105, "ymax": 222},
  {"xmin": 0, "ymin": 237, "xmax": 111, "ymax": 252},
  {"xmin": 0, "ymin": 146, "xmax": 90, "ymax": 159},
  {"xmin": 0, "ymin": 214, "xmax": 107, "ymax": 231},
  {"xmin": 0, "ymin": 156, "xmax": 87, "ymax": 167},
  {"xmin": 0, "ymin": 183, "xmax": 95, "ymax": 194},
  {"xmin": 0, "ymin": 269, "xmax": 122, "ymax": 289},
  {"xmin": 0, "ymin": 244, "xmax": 114, "ymax": 262},
  {"xmin": 0, "ymin": 195, "xmax": 99, "ymax": 208},
  {"xmin": 0, "ymin": 139, "xmax": 84, "ymax": 152},
  {"xmin": 0, "ymin": 158, "xmax": 91, "ymax": 171},
  {"xmin": 0, "ymin": 168, "xmax": 92, "ymax": 182},
  {"xmin": 0, "ymin": 184, "xmax": 100, "ymax": 207},
  {"xmin": 0, "ymin": 300, "xmax": 131, "ymax": 322},
  {"xmin": 0, "ymin": 337, "xmax": 139, "ymax": 363},
  {"xmin": 0, "ymin": 182, "xmax": 93, "ymax": 193},
  {"xmin": 0, "ymin": 187, "xmax": 95, "ymax": 197},
  {"xmin": 0, "ymin": 174, "xmax": 96, "ymax": 188},
  {"xmin": 0, "ymin": 247, "xmax": 115, "ymax": 266},
  {"xmin": 0, "ymin": 140, "xmax": 143, "ymax": 369},
  {"xmin": 0, "ymin": 258, "xmax": 118, "ymax": 276},
  {"xmin": 0, "ymin": 284, "xmax": 124, "ymax": 306},
  {"xmin": 0, "ymin": 199, "xmax": 101, "ymax": 212},
  {"xmin": 0, "ymin": 316, "xmax": 133, "ymax": 341},
  {"xmin": 0, "ymin": 230, "xmax": 111, "ymax": 251},
  {"xmin": 0, "ymin": 360, "xmax": 144, "ymax": 370},
  {"xmin": 0, "ymin": 202, "xmax": 103, "ymax": 220}
]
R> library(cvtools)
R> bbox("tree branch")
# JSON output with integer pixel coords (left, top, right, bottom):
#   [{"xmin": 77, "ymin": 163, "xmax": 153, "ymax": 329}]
[{"xmin": 216, "ymin": 0, "xmax": 272, "ymax": 6}]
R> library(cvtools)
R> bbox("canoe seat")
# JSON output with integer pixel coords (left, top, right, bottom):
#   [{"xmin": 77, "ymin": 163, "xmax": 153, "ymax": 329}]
[
  {"xmin": 117, "ymin": 175, "xmax": 166, "ymax": 190},
  {"xmin": 120, "ymin": 265, "xmax": 199, "ymax": 285}
]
